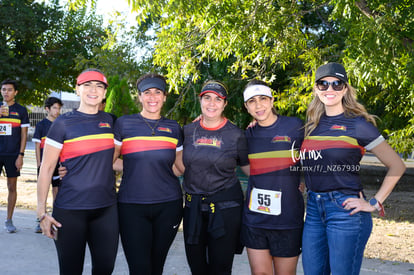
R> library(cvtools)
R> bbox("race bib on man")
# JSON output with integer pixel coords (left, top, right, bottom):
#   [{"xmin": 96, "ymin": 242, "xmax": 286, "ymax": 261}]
[
  {"xmin": 248, "ymin": 187, "xmax": 282, "ymax": 216},
  {"xmin": 0, "ymin": 123, "xmax": 11, "ymax": 136}
]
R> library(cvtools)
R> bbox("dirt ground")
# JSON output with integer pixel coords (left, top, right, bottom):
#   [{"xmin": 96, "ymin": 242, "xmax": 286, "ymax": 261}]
[
  {"xmin": 363, "ymin": 186, "xmax": 414, "ymax": 263},
  {"xmin": 0, "ymin": 174, "xmax": 413, "ymax": 264}
]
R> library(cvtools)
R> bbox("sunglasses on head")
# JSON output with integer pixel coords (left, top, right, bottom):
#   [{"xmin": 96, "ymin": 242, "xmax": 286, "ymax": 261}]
[{"xmin": 316, "ymin": 80, "xmax": 345, "ymax": 91}]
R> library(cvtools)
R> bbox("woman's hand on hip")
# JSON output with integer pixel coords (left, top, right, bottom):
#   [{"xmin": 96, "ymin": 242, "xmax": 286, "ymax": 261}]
[{"xmin": 343, "ymin": 192, "xmax": 376, "ymax": 215}]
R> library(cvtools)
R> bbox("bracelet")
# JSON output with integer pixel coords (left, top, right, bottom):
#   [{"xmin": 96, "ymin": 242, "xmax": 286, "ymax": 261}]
[
  {"xmin": 377, "ymin": 201, "xmax": 385, "ymax": 217},
  {"xmin": 37, "ymin": 213, "xmax": 48, "ymax": 222}
]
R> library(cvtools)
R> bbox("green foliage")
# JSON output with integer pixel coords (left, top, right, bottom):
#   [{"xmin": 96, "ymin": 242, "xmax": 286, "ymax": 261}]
[
  {"xmin": 123, "ymin": 0, "xmax": 413, "ymax": 154},
  {"xmin": 105, "ymin": 75, "xmax": 139, "ymax": 117},
  {"xmin": 73, "ymin": 14, "xmax": 156, "ymax": 92},
  {"xmin": 131, "ymin": 1, "xmax": 309, "ymax": 91},
  {"xmin": 8, "ymin": 0, "xmax": 414, "ymax": 155},
  {"xmin": 163, "ymin": 59, "xmax": 252, "ymax": 127},
  {"xmin": 0, "ymin": 0, "xmax": 107, "ymax": 105},
  {"xmin": 329, "ymin": 0, "xmax": 414, "ymax": 154}
]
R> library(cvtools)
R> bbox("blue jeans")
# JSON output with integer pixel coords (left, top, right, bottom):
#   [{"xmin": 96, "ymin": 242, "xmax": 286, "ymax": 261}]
[{"xmin": 302, "ymin": 191, "xmax": 373, "ymax": 275}]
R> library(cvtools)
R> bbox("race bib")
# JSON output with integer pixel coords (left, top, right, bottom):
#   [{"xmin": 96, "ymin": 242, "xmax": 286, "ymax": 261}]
[
  {"xmin": 0, "ymin": 123, "xmax": 11, "ymax": 136},
  {"xmin": 248, "ymin": 187, "xmax": 282, "ymax": 216}
]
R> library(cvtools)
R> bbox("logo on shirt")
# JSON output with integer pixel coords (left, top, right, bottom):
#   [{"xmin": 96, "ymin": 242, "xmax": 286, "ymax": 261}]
[
  {"xmin": 10, "ymin": 112, "xmax": 18, "ymax": 116},
  {"xmin": 157, "ymin": 127, "xmax": 172, "ymax": 133},
  {"xmin": 330, "ymin": 125, "xmax": 347, "ymax": 131},
  {"xmin": 271, "ymin": 136, "xmax": 291, "ymax": 143},
  {"xmin": 194, "ymin": 137, "xmax": 222, "ymax": 148},
  {"xmin": 98, "ymin": 122, "xmax": 111, "ymax": 128},
  {"xmin": 256, "ymin": 206, "xmax": 271, "ymax": 213}
]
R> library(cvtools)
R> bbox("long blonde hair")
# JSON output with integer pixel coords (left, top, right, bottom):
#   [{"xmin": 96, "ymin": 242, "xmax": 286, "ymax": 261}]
[{"xmin": 304, "ymin": 83, "xmax": 377, "ymax": 136}]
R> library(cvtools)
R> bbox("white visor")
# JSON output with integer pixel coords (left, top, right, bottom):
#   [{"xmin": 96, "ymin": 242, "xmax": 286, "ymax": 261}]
[{"xmin": 243, "ymin": 85, "xmax": 272, "ymax": 102}]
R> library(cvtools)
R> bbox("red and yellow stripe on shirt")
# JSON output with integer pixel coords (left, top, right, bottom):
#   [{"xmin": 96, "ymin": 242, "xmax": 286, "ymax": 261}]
[
  {"xmin": 0, "ymin": 118, "xmax": 21, "ymax": 128},
  {"xmin": 121, "ymin": 136, "xmax": 178, "ymax": 155},
  {"xmin": 302, "ymin": 135, "xmax": 365, "ymax": 155},
  {"xmin": 249, "ymin": 150, "xmax": 298, "ymax": 175},
  {"xmin": 40, "ymin": 137, "xmax": 46, "ymax": 149},
  {"xmin": 60, "ymin": 133, "xmax": 114, "ymax": 162}
]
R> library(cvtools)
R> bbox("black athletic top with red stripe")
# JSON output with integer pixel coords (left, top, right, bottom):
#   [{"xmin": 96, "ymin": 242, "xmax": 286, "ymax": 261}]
[
  {"xmin": 32, "ymin": 118, "xmax": 52, "ymax": 160},
  {"xmin": 301, "ymin": 113, "xmax": 384, "ymax": 195},
  {"xmin": 114, "ymin": 114, "xmax": 183, "ymax": 204},
  {"xmin": 243, "ymin": 116, "xmax": 305, "ymax": 230},
  {"xmin": 46, "ymin": 110, "xmax": 116, "ymax": 210},
  {"xmin": 0, "ymin": 102, "xmax": 29, "ymax": 156}
]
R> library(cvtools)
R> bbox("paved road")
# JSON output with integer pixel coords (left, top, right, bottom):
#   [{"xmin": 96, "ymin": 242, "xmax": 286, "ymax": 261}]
[
  {"xmin": 2, "ymin": 207, "xmax": 414, "ymax": 275},
  {"xmin": 0, "ymin": 144, "xmax": 413, "ymax": 274}
]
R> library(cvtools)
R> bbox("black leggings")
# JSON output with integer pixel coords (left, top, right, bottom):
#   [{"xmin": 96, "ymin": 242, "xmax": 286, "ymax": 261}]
[
  {"xmin": 118, "ymin": 199, "xmax": 183, "ymax": 275},
  {"xmin": 183, "ymin": 205, "xmax": 242, "ymax": 275},
  {"xmin": 52, "ymin": 204, "xmax": 119, "ymax": 275}
]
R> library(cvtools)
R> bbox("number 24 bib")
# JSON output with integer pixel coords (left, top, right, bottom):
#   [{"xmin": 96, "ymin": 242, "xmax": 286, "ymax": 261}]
[
  {"xmin": 248, "ymin": 187, "xmax": 282, "ymax": 216},
  {"xmin": 0, "ymin": 123, "xmax": 11, "ymax": 136}
]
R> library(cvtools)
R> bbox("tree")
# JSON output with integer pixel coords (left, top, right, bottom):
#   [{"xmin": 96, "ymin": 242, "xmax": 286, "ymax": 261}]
[
  {"xmin": 0, "ymin": 0, "xmax": 108, "ymax": 105},
  {"xmin": 65, "ymin": 0, "xmax": 414, "ymax": 155},
  {"xmin": 73, "ymin": 14, "xmax": 157, "ymax": 97},
  {"xmin": 129, "ymin": 0, "xmax": 414, "ymax": 155},
  {"xmin": 105, "ymin": 75, "xmax": 139, "ymax": 117}
]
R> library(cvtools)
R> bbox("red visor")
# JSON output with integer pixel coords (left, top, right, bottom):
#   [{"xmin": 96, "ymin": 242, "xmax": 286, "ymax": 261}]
[
  {"xmin": 199, "ymin": 90, "xmax": 226, "ymax": 99},
  {"xmin": 76, "ymin": 71, "xmax": 108, "ymax": 87}
]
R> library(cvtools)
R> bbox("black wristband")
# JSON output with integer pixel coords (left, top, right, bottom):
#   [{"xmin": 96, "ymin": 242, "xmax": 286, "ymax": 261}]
[
  {"xmin": 37, "ymin": 213, "xmax": 48, "ymax": 222},
  {"xmin": 19, "ymin": 152, "xmax": 24, "ymax": 156}
]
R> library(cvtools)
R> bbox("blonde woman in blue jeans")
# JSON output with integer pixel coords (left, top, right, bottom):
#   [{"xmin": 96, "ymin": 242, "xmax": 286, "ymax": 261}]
[{"xmin": 301, "ymin": 63, "xmax": 405, "ymax": 274}]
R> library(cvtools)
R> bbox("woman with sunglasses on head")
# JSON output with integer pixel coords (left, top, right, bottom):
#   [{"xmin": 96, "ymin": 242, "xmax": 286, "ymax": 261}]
[
  {"xmin": 241, "ymin": 79, "xmax": 305, "ymax": 275},
  {"xmin": 37, "ymin": 69, "xmax": 119, "ymax": 274},
  {"xmin": 301, "ymin": 63, "xmax": 406, "ymax": 275},
  {"xmin": 180, "ymin": 80, "xmax": 249, "ymax": 275},
  {"xmin": 113, "ymin": 73, "xmax": 183, "ymax": 275}
]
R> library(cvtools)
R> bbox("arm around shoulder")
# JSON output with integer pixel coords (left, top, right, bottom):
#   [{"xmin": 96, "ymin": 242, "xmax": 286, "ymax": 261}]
[
  {"xmin": 37, "ymin": 144, "xmax": 61, "ymax": 217},
  {"xmin": 112, "ymin": 144, "xmax": 123, "ymax": 172},
  {"xmin": 173, "ymin": 150, "xmax": 185, "ymax": 176}
]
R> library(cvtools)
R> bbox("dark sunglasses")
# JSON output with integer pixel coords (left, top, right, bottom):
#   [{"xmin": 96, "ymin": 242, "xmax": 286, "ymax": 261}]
[{"xmin": 316, "ymin": 80, "xmax": 345, "ymax": 91}]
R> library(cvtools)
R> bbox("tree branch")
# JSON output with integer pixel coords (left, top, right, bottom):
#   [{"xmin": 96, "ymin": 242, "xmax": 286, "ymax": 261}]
[
  {"xmin": 354, "ymin": 1, "xmax": 413, "ymax": 50},
  {"xmin": 355, "ymin": 0, "xmax": 379, "ymax": 19}
]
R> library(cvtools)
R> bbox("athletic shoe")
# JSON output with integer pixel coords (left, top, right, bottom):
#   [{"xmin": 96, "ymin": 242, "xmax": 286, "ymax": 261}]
[
  {"xmin": 5, "ymin": 219, "xmax": 17, "ymax": 233},
  {"xmin": 35, "ymin": 221, "xmax": 42, "ymax": 233}
]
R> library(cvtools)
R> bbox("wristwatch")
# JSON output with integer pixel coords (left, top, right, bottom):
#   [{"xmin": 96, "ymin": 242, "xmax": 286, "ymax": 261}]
[
  {"xmin": 369, "ymin": 197, "xmax": 385, "ymax": 217},
  {"xmin": 19, "ymin": 152, "xmax": 24, "ymax": 156},
  {"xmin": 369, "ymin": 197, "xmax": 380, "ymax": 210}
]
